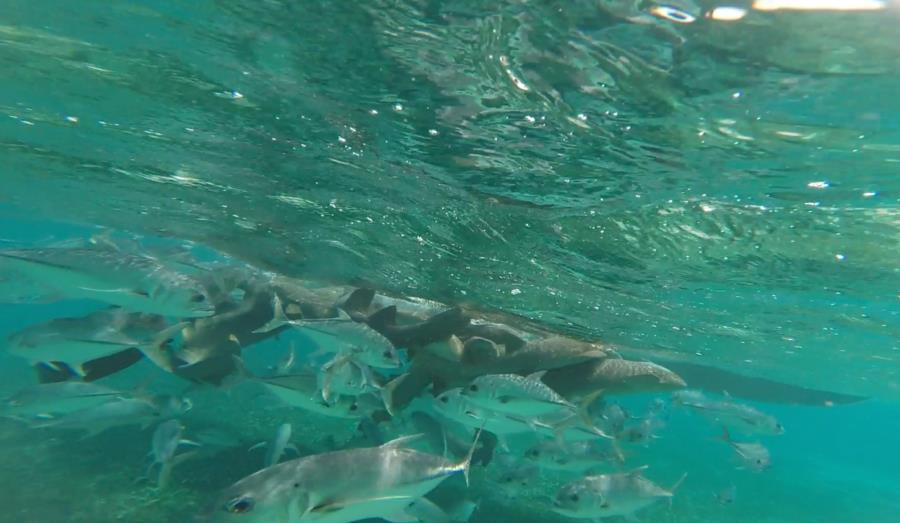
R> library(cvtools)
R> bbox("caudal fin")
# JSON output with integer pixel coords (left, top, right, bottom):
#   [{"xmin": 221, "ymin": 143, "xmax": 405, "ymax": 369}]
[{"xmin": 459, "ymin": 427, "xmax": 484, "ymax": 487}]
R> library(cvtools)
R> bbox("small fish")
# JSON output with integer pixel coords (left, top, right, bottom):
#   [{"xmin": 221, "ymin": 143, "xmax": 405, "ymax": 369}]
[
  {"xmin": 34, "ymin": 395, "xmax": 190, "ymax": 438},
  {"xmin": 593, "ymin": 403, "xmax": 629, "ymax": 436},
  {"xmin": 524, "ymin": 440, "xmax": 623, "ymax": 474},
  {"xmin": 0, "ymin": 247, "xmax": 214, "ymax": 317},
  {"xmin": 270, "ymin": 343, "xmax": 296, "ymax": 375},
  {"xmin": 673, "ymin": 390, "xmax": 784, "ymax": 435},
  {"xmin": 434, "ymin": 388, "xmax": 609, "ymax": 442},
  {"xmin": 720, "ymin": 427, "xmax": 771, "ymax": 472},
  {"xmin": 201, "ymin": 431, "xmax": 481, "ymax": 523},
  {"xmin": 257, "ymin": 294, "xmax": 401, "ymax": 369},
  {"xmin": 461, "ymin": 372, "xmax": 576, "ymax": 417},
  {"xmin": 6, "ymin": 308, "xmax": 168, "ymax": 377},
  {"xmin": 318, "ymin": 353, "xmax": 381, "ymax": 403},
  {"xmin": 715, "ymin": 484, "xmax": 737, "ymax": 505},
  {"xmin": 258, "ymin": 373, "xmax": 370, "ymax": 419},
  {"xmin": 552, "ymin": 466, "xmax": 686, "ymax": 520},
  {"xmin": 618, "ymin": 409, "xmax": 666, "ymax": 446},
  {"xmin": 249, "ymin": 423, "xmax": 298, "ymax": 468},
  {"xmin": 2, "ymin": 381, "xmax": 124, "ymax": 419},
  {"xmin": 148, "ymin": 420, "xmax": 199, "ymax": 488}
]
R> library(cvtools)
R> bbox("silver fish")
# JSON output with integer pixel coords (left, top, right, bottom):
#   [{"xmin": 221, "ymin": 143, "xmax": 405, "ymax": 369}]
[
  {"xmin": 673, "ymin": 390, "xmax": 784, "ymax": 435},
  {"xmin": 201, "ymin": 432, "xmax": 479, "ymax": 523},
  {"xmin": 0, "ymin": 247, "xmax": 214, "ymax": 317},
  {"xmin": 434, "ymin": 388, "xmax": 609, "ymax": 442},
  {"xmin": 6, "ymin": 308, "xmax": 167, "ymax": 376},
  {"xmin": 270, "ymin": 343, "xmax": 296, "ymax": 375},
  {"xmin": 461, "ymin": 372, "xmax": 576, "ymax": 417},
  {"xmin": 249, "ymin": 423, "xmax": 298, "ymax": 468},
  {"xmin": 318, "ymin": 353, "xmax": 381, "ymax": 403},
  {"xmin": 2, "ymin": 381, "xmax": 124, "ymax": 419},
  {"xmin": 35, "ymin": 395, "xmax": 190, "ymax": 438},
  {"xmin": 715, "ymin": 484, "xmax": 737, "ymax": 505},
  {"xmin": 552, "ymin": 466, "xmax": 686, "ymax": 520},
  {"xmin": 524, "ymin": 440, "xmax": 623, "ymax": 474},
  {"xmin": 258, "ymin": 374, "xmax": 370, "ymax": 419},
  {"xmin": 148, "ymin": 419, "xmax": 199, "ymax": 488},
  {"xmin": 257, "ymin": 295, "xmax": 401, "ymax": 369},
  {"xmin": 721, "ymin": 427, "xmax": 771, "ymax": 472}
]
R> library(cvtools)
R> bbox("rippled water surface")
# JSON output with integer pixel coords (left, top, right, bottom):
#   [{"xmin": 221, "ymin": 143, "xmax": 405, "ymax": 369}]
[{"xmin": 1, "ymin": 1, "xmax": 899, "ymax": 522}]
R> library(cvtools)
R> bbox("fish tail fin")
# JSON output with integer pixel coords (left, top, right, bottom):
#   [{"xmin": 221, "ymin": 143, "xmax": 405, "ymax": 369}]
[
  {"xmin": 667, "ymin": 473, "xmax": 688, "ymax": 508},
  {"xmin": 253, "ymin": 293, "xmax": 290, "ymax": 334},
  {"xmin": 577, "ymin": 390, "xmax": 612, "ymax": 439},
  {"xmin": 720, "ymin": 426, "xmax": 731, "ymax": 443},
  {"xmin": 671, "ymin": 472, "xmax": 688, "ymax": 494},
  {"xmin": 34, "ymin": 362, "xmax": 79, "ymax": 384},
  {"xmin": 459, "ymin": 426, "xmax": 484, "ymax": 487},
  {"xmin": 380, "ymin": 373, "xmax": 408, "ymax": 417},
  {"xmin": 611, "ymin": 439, "xmax": 626, "ymax": 464}
]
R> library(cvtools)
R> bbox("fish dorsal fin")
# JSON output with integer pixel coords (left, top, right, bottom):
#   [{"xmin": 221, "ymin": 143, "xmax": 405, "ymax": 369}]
[
  {"xmin": 381, "ymin": 433, "xmax": 425, "ymax": 448},
  {"xmin": 722, "ymin": 390, "xmax": 732, "ymax": 398},
  {"xmin": 628, "ymin": 465, "xmax": 650, "ymax": 477},
  {"xmin": 342, "ymin": 288, "xmax": 375, "ymax": 314},
  {"xmin": 526, "ymin": 371, "xmax": 547, "ymax": 381},
  {"xmin": 368, "ymin": 306, "xmax": 398, "ymax": 331}
]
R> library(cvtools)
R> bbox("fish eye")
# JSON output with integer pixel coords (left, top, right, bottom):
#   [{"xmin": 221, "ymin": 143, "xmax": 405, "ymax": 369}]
[
  {"xmin": 349, "ymin": 403, "xmax": 358, "ymax": 411},
  {"xmin": 527, "ymin": 449, "xmax": 539, "ymax": 458},
  {"xmin": 190, "ymin": 293, "xmax": 206, "ymax": 303},
  {"xmin": 756, "ymin": 459, "xmax": 762, "ymax": 464},
  {"xmin": 439, "ymin": 396, "xmax": 449, "ymax": 404},
  {"xmin": 468, "ymin": 384, "xmax": 479, "ymax": 393},
  {"xmin": 225, "ymin": 496, "xmax": 255, "ymax": 514},
  {"xmin": 569, "ymin": 493, "xmax": 579, "ymax": 503},
  {"xmin": 382, "ymin": 350, "xmax": 393, "ymax": 359}
]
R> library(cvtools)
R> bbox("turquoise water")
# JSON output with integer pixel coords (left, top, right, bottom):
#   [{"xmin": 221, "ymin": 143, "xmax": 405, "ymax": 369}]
[{"xmin": 1, "ymin": 1, "xmax": 899, "ymax": 522}]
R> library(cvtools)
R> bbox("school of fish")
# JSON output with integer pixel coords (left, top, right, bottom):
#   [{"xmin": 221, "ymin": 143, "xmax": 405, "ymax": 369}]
[{"xmin": 0, "ymin": 236, "xmax": 792, "ymax": 522}]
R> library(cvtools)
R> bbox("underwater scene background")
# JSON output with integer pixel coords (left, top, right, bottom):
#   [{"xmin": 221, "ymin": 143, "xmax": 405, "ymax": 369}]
[{"xmin": 1, "ymin": 1, "xmax": 899, "ymax": 522}]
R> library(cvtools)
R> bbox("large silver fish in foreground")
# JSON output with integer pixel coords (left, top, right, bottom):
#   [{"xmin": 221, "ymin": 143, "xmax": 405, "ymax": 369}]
[
  {"xmin": 201, "ymin": 432, "xmax": 479, "ymax": 523},
  {"xmin": 0, "ymin": 247, "xmax": 215, "ymax": 317}
]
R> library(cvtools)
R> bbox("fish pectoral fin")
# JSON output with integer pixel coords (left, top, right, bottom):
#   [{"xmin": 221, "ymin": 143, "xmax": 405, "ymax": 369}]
[
  {"xmin": 526, "ymin": 370, "xmax": 547, "ymax": 381},
  {"xmin": 285, "ymin": 443, "xmax": 300, "ymax": 455},
  {"xmin": 310, "ymin": 495, "xmax": 414, "ymax": 514},
  {"xmin": 248, "ymin": 441, "xmax": 267, "ymax": 452}
]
